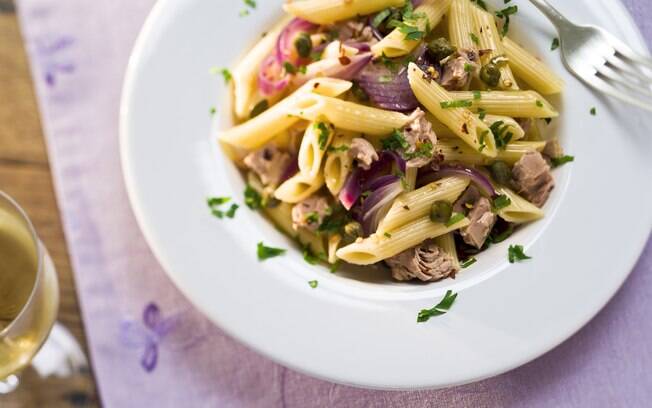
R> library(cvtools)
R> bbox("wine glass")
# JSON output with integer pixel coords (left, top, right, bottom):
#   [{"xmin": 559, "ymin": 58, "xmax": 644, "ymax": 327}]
[{"xmin": 0, "ymin": 191, "xmax": 86, "ymax": 393}]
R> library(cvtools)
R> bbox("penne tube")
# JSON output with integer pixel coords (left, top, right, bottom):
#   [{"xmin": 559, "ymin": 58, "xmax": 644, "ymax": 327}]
[
  {"xmin": 436, "ymin": 139, "xmax": 546, "ymax": 165},
  {"xmin": 433, "ymin": 233, "xmax": 460, "ymax": 271},
  {"xmin": 503, "ymin": 37, "xmax": 564, "ymax": 95},
  {"xmin": 218, "ymin": 78, "xmax": 352, "ymax": 149},
  {"xmin": 472, "ymin": 7, "xmax": 519, "ymax": 90},
  {"xmin": 495, "ymin": 186, "xmax": 544, "ymax": 223},
  {"xmin": 407, "ymin": 63, "xmax": 497, "ymax": 157},
  {"xmin": 449, "ymin": 0, "xmax": 478, "ymax": 49},
  {"xmin": 283, "ymin": 0, "xmax": 404, "ymax": 24},
  {"xmin": 298, "ymin": 120, "xmax": 335, "ymax": 179},
  {"xmin": 274, "ymin": 172, "xmax": 325, "ymax": 204},
  {"xmin": 377, "ymin": 177, "xmax": 470, "ymax": 234},
  {"xmin": 232, "ymin": 16, "xmax": 293, "ymax": 119},
  {"xmin": 324, "ymin": 133, "xmax": 354, "ymax": 196},
  {"xmin": 336, "ymin": 216, "xmax": 470, "ymax": 265},
  {"xmin": 286, "ymin": 94, "xmax": 410, "ymax": 136},
  {"xmin": 448, "ymin": 90, "xmax": 559, "ymax": 118},
  {"xmin": 372, "ymin": 0, "xmax": 452, "ymax": 58}
]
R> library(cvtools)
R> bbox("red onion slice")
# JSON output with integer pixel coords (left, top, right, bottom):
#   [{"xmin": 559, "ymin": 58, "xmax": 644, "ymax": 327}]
[
  {"xmin": 294, "ymin": 52, "xmax": 373, "ymax": 87},
  {"xmin": 276, "ymin": 18, "xmax": 318, "ymax": 65},
  {"xmin": 339, "ymin": 169, "xmax": 363, "ymax": 210},
  {"xmin": 361, "ymin": 178, "xmax": 404, "ymax": 235},
  {"xmin": 419, "ymin": 165, "xmax": 497, "ymax": 197},
  {"xmin": 258, "ymin": 55, "xmax": 290, "ymax": 96}
]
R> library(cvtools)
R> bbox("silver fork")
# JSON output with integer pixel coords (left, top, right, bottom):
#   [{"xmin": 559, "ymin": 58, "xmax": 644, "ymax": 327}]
[{"xmin": 530, "ymin": 0, "xmax": 652, "ymax": 112}]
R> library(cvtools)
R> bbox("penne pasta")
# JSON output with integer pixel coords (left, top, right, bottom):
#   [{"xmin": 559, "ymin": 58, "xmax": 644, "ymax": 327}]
[
  {"xmin": 274, "ymin": 172, "xmax": 325, "ymax": 204},
  {"xmin": 436, "ymin": 139, "xmax": 546, "ymax": 165},
  {"xmin": 286, "ymin": 94, "xmax": 410, "ymax": 136},
  {"xmin": 372, "ymin": 0, "xmax": 452, "ymax": 58},
  {"xmin": 503, "ymin": 37, "xmax": 564, "ymax": 95},
  {"xmin": 433, "ymin": 233, "xmax": 460, "ymax": 271},
  {"xmin": 323, "ymin": 133, "xmax": 354, "ymax": 196},
  {"xmin": 449, "ymin": 0, "xmax": 478, "ymax": 49},
  {"xmin": 448, "ymin": 90, "xmax": 559, "ymax": 118},
  {"xmin": 298, "ymin": 120, "xmax": 335, "ymax": 179},
  {"xmin": 472, "ymin": 6, "xmax": 519, "ymax": 90},
  {"xmin": 495, "ymin": 186, "xmax": 544, "ymax": 224},
  {"xmin": 232, "ymin": 16, "xmax": 293, "ymax": 119},
  {"xmin": 407, "ymin": 63, "xmax": 497, "ymax": 157},
  {"xmin": 283, "ymin": 0, "xmax": 404, "ymax": 25},
  {"xmin": 377, "ymin": 177, "xmax": 470, "ymax": 234},
  {"xmin": 218, "ymin": 78, "xmax": 352, "ymax": 149},
  {"xmin": 336, "ymin": 215, "xmax": 470, "ymax": 265}
]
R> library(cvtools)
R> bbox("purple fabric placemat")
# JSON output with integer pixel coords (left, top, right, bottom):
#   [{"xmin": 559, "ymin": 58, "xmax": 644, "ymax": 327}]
[{"xmin": 15, "ymin": 0, "xmax": 651, "ymax": 406}]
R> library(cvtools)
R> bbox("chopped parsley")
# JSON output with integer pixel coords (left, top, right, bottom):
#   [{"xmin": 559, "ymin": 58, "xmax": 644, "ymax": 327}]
[
  {"xmin": 384, "ymin": 232, "xmax": 392, "ymax": 238},
  {"xmin": 470, "ymin": 0, "xmax": 488, "ymax": 10},
  {"xmin": 329, "ymin": 261, "xmax": 340, "ymax": 273},
  {"xmin": 393, "ymin": 21, "xmax": 426, "ymax": 41},
  {"xmin": 495, "ymin": 5, "xmax": 518, "ymax": 37},
  {"xmin": 478, "ymin": 130, "xmax": 488, "ymax": 152},
  {"xmin": 464, "ymin": 63, "xmax": 474, "ymax": 73},
  {"xmin": 445, "ymin": 212, "xmax": 465, "ymax": 227},
  {"xmin": 382, "ymin": 129, "xmax": 410, "ymax": 151},
  {"xmin": 239, "ymin": 0, "xmax": 256, "ymax": 17},
  {"xmin": 440, "ymin": 100, "xmax": 473, "ymax": 109},
  {"xmin": 590, "ymin": 107, "xmax": 597, "ymax": 115},
  {"xmin": 460, "ymin": 257, "xmax": 477, "ymax": 269},
  {"xmin": 404, "ymin": 141, "xmax": 434, "ymax": 160},
  {"xmin": 492, "ymin": 194, "xmax": 511, "ymax": 211},
  {"xmin": 244, "ymin": 0, "xmax": 256, "ymax": 8},
  {"xmin": 470, "ymin": 32, "xmax": 480, "ymax": 46},
  {"xmin": 551, "ymin": 38, "xmax": 560, "ymax": 51},
  {"xmin": 207, "ymin": 197, "xmax": 237, "ymax": 219},
  {"xmin": 473, "ymin": 90, "xmax": 482, "ymax": 100},
  {"xmin": 372, "ymin": 9, "xmax": 393, "ymax": 28},
  {"xmin": 327, "ymin": 145, "xmax": 350, "ymax": 153},
  {"xmin": 303, "ymin": 245, "xmax": 326, "ymax": 265},
  {"xmin": 478, "ymin": 108, "xmax": 487, "ymax": 120},
  {"xmin": 219, "ymin": 68, "xmax": 232, "ymax": 84},
  {"xmin": 294, "ymin": 33, "xmax": 312, "ymax": 59},
  {"xmin": 315, "ymin": 122, "xmax": 331, "ymax": 150},
  {"xmin": 417, "ymin": 290, "xmax": 458, "ymax": 323},
  {"xmin": 250, "ymin": 99, "xmax": 269, "ymax": 118},
  {"xmin": 257, "ymin": 242, "xmax": 286, "ymax": 261},
  {"xmin": 551, "ymin": 155, "xmax": 575, "ymax": 168},
  {"xmin": 490, "ymin": 120, "xmax": 514, "ymax": 149},
  {"xmin": 305, "ymin": 211, "xmax": 320, "ymax": 225},
  {"xmin": 308, "ymin": 280, "xmax": 318, "ymax": 289},
  {"xmin": 508, "ymin": 244, "xmax": 531, "ymax": 263},
  {"xmin": 535, "ymin": 100, "xmax": 544, "ymax": 108},
  {"xmin": 244, "ymin": 185, "xmax": 262, "ymax": 210},
  {"xmin": 209, "ymin": 106, "xmax": 217, "ymax": 116}
]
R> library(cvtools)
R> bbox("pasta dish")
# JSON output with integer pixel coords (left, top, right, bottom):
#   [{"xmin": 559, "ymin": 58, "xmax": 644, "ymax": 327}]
[{"xmin": 217, "ymin": 0, "xmax": 568, "ymax": 283}]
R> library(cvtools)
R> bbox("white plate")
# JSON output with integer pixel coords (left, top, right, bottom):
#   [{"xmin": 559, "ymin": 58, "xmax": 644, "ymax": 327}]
[{"xmin": 120, "ymin": 0, "xmax": 652, "ymax": 389}]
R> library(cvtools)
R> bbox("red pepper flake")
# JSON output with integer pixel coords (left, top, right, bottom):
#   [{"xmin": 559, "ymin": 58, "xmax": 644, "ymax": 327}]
[
  {"xmin": 313, "ymin": 82, "xmax": 320, "ymax": 89},
  {"xmin": 461, "ymin": 123, "xmax": 469, "ymax": 134},
  {"xmin": 339, "ymin": 56, "xmax": 351, "ymax": 65}
]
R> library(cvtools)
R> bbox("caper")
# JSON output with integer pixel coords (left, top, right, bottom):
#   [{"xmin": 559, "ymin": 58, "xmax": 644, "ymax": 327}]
[
  {"xmin": 294, "ymin": 33, "xmax": 312, "ymax": 59},
  {"xmin": 430, "ymin": 201, "xmax": 453, "ymax": 224},
  {"xmin": 480, "ymin": 63, "xmax": 501, "ymax": 87},
  {"xmin": 427, "ymin": 37, "xmax": 457, "ymax": 62},
  {"xmin": 344, "ymin": 221, "xmax": 363, "ymax": 239},
  {"xmin": 490, "ymin": 160, "xmax": 512, "ymax": 185}
]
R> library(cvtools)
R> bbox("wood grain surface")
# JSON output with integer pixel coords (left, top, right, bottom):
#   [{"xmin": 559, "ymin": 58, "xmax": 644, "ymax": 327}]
[{"xmin": 0, "ymin": 0, "xmax": 99, "ymax": 406}]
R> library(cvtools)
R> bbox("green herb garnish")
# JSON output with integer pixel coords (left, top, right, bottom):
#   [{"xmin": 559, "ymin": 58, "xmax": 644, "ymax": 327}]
[
  {"xmin": 219, "ymin": 68, "xmax": 232, "ymax": 84},
  {"xmin": 316, "ymin": 122, "xmax": 330, "ymax": 150},
  {"xmin": 470, "ymin": 32, "xmax": 480, "ymax": 45},
  {"xmin": 460, "ymin": 257, "xmax": 477, "ymax": 269},
  {"xmin": 382, "ymin": 129, "xmax": 410, "ymax": 151},
  {"xmin": 470, "ymin": 0, "xmax": 488, "ymax": 10},
  {"xmin": 490, "ymin": 121, "xmax": 513, "ymax": 150},
  {"xmin": 372, "ymin": 9, "xmax": 393, "ymax": 28},
  {"xmin": 417, "ymin": 290, "xmax": 458, "ymax": 323},
  {"xmin": 440, "ymin": 100, "xmax": 473, "ymax": 109},
  {"xmin": 384, "ymin": 232, "xmax": 392, "ymax": 238},
  {"xmin": 473, "ymin": 90, "xmax": 482, "ymax": 100},
  {"xmin": 257, "ymin": 242, "xmax": 286, "ymax": 261},
  {"xmin": 207, "ymin": 197, "xmax": 234, "ymax": 218},
  {"xmin": 225, "ymin": 204, "xmax": 239, "ymax": 218},
  {"xmin": 550, "ymin": 155, "xmax": 575, "ymax": 168},
  {"xmin": 244, "ymin": 185, "xmax": 262, "ymax": 210},
  {"xmin": 551, "ymin": 38, "xmax": 560, "ymax": 51},
  {"xmin": 508, "ymin": 244, "xmax": 531, "ymax": 263},
  {"xmin": 294, "ymin": 33, "xmax": 312, "ymax": 59},
  {"xmin": 478, "ymin": 108, "xmax": 487, "ymax": 120},
  {"xmin": 404, "ymin": 142, "xmax": 434, "ymax": 160},
  {"xmin": 209, "ymin": 106, "xmax": 217, "ymax": 116},
  {"xmin": 478, "ymin": 130, "xmax": 488, "ymax": 152},
  {"xmin": 495, "ymin": 5, "xmax": 518, "ymax": 37},
  {"xmin": 492, "ymin": 194, "xmax": 511, "ymax": 211},
  {"xmin": 535, "ymin": 100, "xmax": 544, "ymax": 108},
  {"xmin": 250, "ymin": 99, "xmax": 269, "ymax": 119},
  {"xmin": 590, "ymin": 107, "xmax": 597, "ymax": 116},
  {"xmin": 445, "ymin": 212, "xmax": 465, "ymax": 227},
  {"xmin": 308, "ymin": 280, "xmax": 318, "ymax": 288},
  {"xmin": 327, "ymin": 145, "xmax": 350, "ymax": 153}
]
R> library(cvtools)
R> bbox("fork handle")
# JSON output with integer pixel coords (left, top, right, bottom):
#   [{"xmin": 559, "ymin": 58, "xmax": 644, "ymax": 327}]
[{"xmin": 528, "ymin": 0, "xmax": 572, "ymax": 32}]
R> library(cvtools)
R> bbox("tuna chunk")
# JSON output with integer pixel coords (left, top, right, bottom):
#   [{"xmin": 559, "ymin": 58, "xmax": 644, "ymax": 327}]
[
  {"xmin": 243, "ymin": 145, "xmax": 292, "ymax": 187},
  {"xmin": 386, "ymin": 241, "xmax": 459, "ymax": 282},
  {"xmin": 512, "ymin": 151, "xmax": 555, "ymax": 207},
  {"xmin": 291, "ymin": 195, "xmax": 330, "ymax": 232},
  {"xmin": 453, "ymin": 185, "xmax": 481, "ymax": 214},
  {"xmin": 460, "ymin": 197, "xmax": 496, "ymax": 249},
  {"xmin": 439, "ymin": 49, "xmax": 480, "ymax": 91},
  {"xmin": 348, "ymin": 138, "xmax": 378, "ymax": 170},
  {"xmin": 402, "ymin": 108, "xmax": 438, "ymax": 168}
]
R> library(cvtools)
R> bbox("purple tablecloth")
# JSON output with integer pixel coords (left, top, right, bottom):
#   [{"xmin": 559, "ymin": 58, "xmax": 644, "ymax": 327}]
[{"xmin": 15, "ymin": 0, "xmax": 652, "ymax": 406}]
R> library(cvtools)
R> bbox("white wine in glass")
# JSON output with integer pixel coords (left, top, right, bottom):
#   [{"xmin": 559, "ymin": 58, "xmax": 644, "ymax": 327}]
[{"xmin": 0, "ymin": 191, "xmax": 59, "ymax": 390}]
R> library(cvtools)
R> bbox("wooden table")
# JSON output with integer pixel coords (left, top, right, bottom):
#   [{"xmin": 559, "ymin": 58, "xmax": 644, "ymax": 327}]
[{"xmin": 0, "ymin": 0, "xmax": 99, "ymax": 406}]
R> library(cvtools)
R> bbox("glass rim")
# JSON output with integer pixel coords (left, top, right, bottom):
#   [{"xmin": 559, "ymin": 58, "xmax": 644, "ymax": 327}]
[{"xmin": 0, "ymin": 190, "xmax": 45, "ymax": 337}]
